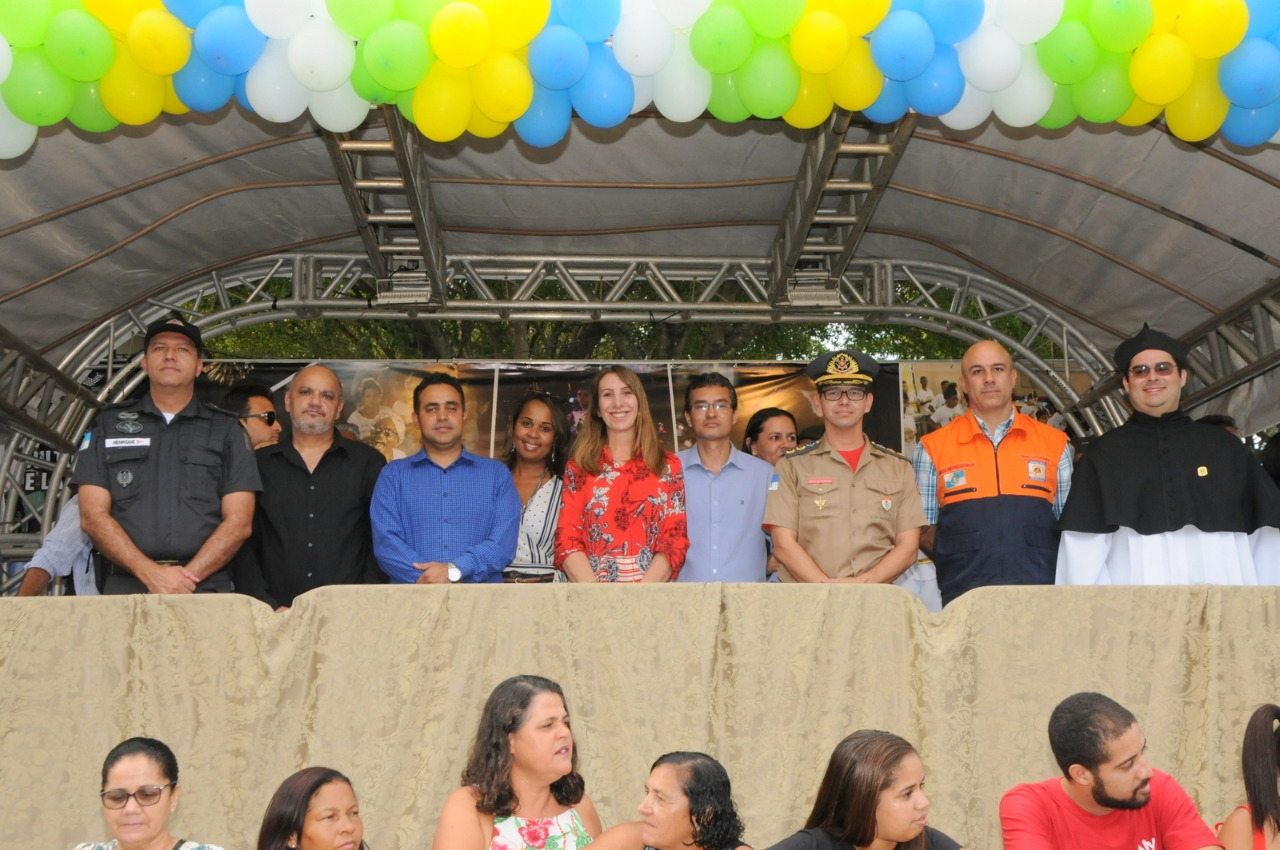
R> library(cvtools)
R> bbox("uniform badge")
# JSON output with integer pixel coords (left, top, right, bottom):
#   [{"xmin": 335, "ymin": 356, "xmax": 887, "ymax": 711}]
[
  {"xmin": 78, "ymin": 432, "xmax": 92, "ymax": 452},
  {"xmin": 115, "ymin": 420, "xmax": 143, "ymax": 434},
  {"xmin": 814, "ymin": 497, "xmax": 827, "ymax": 511},
  {"xmin": 117, "ymin": 411, "xmax": 139, "ymax": 420},
  {"xmin": 881, "ymin": 498, "xmax": 892, "ymax": 511},
  {"xmin": 116, "ymin": 469, "xmax": 134, "ymax": 487},
  {"xmin": 1027, "ymin": 461, "xmax": 1046, "ymax": 482},
  {"xmin": 768, "ymin": 474, "xmax": 779, "ymax": 492},
  {"xmin": 944, "ymin": 469, "xmax": 966, "ymax": 489},
  {"xmin": 1197, "ymin": 466, "xmax": 1208, "ymax": 477}
]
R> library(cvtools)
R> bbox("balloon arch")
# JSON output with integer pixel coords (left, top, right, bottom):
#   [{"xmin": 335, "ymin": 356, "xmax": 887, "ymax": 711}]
[{"xmin": 1, "ymin": 0, "xmax": 1278, "ymax": 159}]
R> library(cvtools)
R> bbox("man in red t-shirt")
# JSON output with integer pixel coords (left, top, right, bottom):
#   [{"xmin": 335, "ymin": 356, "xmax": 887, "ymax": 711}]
[{"xmin": 1000, "ymin": 692, "xmax": 1222, "ymax": 850}]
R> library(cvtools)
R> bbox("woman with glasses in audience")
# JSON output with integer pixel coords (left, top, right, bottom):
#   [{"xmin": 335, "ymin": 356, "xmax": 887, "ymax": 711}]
[
  {"xmin": 742, "ymin": 408, "xmax": 798, "ymax": 467},
  {"xmin": 555, "ymin": 365, "xmax": 688, "ymax": 582},
  {"xmin": 433, "ymin": 674, "xmax": 603, "ymax": 850},
  {"xmin": 75, "ymin": 736, "xmax": 224, "ymax": 850},
  {"xmin": 256, "ymin": 766, "xmax": 368, "ymax": 850},
  {"xmin": 767, "ymin": 730, "xmax": 964, "ymax": 850},
  {"xmin": 505, "ymin": 391, "xmax": 570, "ymax": 582}
]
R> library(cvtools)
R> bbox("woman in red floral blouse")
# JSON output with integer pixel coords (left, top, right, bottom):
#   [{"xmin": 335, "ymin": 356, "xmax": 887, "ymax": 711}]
[{"xmin": 554, "ymin": 366, "xmax": 689, "ymax": 582}]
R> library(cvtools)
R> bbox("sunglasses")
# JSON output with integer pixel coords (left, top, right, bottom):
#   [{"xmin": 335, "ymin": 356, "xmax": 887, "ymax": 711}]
[{"xmin": 240, "ymin": 411, "xmax": 278, "ymax": 426}]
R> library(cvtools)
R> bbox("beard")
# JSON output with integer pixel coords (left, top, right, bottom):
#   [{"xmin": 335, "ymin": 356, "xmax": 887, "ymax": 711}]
[
  {"xmin": 1091, "ymin": 775, "xmax": 1151, "ymax": 810},
  {"xmin": 293, "ymin": 418, "xmax": 331, "ymax": 436}
]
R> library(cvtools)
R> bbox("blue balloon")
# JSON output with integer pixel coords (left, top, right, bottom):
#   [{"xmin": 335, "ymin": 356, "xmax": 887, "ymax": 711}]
[
  {"xmin": 891, "ymin": 0, "xmax": 926, "ymax": 12},
  {"xmin": 870, "ymin": 11, "xmax": 936, "ymax": 81},
  {"xmin": 233, "ymin": 72, "xmax": 254, "ymax": 113},
  {"xmin": 569, "ymin": 43, "xmax": 633, "ymax": 128},
  {"xmin": 556, "ymin": 0, "xmax": 621, "ymax": 43},
  {"xmin": 1221, "ymin": 97, "xmax": 1280, "ymax": 145},
  {"xmin": 905, "ymin": 42, "xmax": 964, "ymax": 115},
  {"xmin": 529, "ymin": 25, "xmax": 590, "ymax": 90},
  {"xmin": 862, "ymin": 77, "xmax": 909, "ymax": 122},
  {"xmin": 1246, "ymin": 0, "xmax": 1280, "ymax": 38},
  {"xmin": 922, "ymin": 0, "xmax": 983, "ymax": 44},
  {"xmin": 514, "ymin": 83, "xmax": 573, "ymax": 147},
  {"xmin": 163, "ymin": 0, "xmax": 222, "ymax": 29},
  {"xmin": 172, "ymin": 50, "xmax": 236, "ymax": 112},
  {"xmin": 1219, "ymin": 37, "xmax": 1280, "ymax": 108},
  {"xmin": 194, "ymin": 6, "xmax": 267, "ymax": 77}
]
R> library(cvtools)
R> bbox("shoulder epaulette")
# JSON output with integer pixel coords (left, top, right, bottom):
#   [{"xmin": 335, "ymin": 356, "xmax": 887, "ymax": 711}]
[
  {"xmin": 784, "ymin": 440, "xmax": 821, "ymax": 458},
  {"xmin": 872, "ymin": 441, "xmax": 909, "ymax": 462}
]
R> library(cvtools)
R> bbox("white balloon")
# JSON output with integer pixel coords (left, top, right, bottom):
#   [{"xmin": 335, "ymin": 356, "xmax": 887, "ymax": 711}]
[
  {"xmin": 0, "ymin": 94, "xmax": 36, "ymax": 160},
  {"xmin": 247, "ymin": 39, "xmax": 311, "ymax": 122},
  {"xmin": 310, "ymin": 81, "xmax": 371, "ymax": 132},
  {"xmin": 958, "ymin": 23, "xmax": 1022, "ymax": 92},
  {"xmin": 652, "ymin": 32, "xmax": 710, "ymax": 122},
  {"xmin": 991, "ymin": 45, "xmax": 1053, "ymax": 126},
  {"xmin": 939, "ymin": 83, "xmax": 992, "ymax": 130},
  {"xmin": 310, "ymin": 0, "xmax": 333, "ymax": 21},
  {"xmin": 0, "ymin": 33, "xmax": 11, "ymax": 85},
  {"xmin": 994, "ymin": 0, "xmax": 1064, "ymax": 44},
  {"xmin": 655, "ymin": 0, "xmax": 711, "ymax": 29},
  {"xmin": 612, "ymin": 7, "xmax": 674, "ymax": 76},
  {"xmin": 631, "ymin": 73, "xmax": 653, "ymax": 113},
  {"xmin": 246, "ymin": 0, "xmax": 311, "ymax": 39},
  {"xmin": 288, "ymin": 18, "xmax": 356, "ymax": 92}
]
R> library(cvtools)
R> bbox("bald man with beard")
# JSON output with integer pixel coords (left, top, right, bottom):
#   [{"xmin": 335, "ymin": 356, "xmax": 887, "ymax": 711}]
[{"xmin": 233, "ymin": 365, "xmax": 387, "ymax": 610}]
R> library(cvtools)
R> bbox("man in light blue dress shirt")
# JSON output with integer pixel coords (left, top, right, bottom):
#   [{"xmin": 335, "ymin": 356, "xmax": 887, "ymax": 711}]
[
  {"xmin": 371, "ymin": 372, "xmax": 520, "ymax": 584},
  {"xmin": 676, "ymin": 373, "xmax": 774, "ymax": 582}
]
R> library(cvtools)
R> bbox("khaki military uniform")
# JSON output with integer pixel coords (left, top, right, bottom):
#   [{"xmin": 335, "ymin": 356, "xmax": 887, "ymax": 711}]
[{"xmin": 764, "ymin": 435, "xmax": 926, "ymax": 580}]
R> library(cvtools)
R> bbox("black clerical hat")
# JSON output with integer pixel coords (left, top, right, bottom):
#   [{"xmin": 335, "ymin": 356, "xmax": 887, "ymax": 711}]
[{"xmin": 1113, "ymin": 324, "xmax": 1190, "ymax": 372}]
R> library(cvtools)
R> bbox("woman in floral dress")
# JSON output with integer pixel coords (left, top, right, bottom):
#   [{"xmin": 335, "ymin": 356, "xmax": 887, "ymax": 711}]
[
  {"xmin": 433, "ymin": 675, "xmax": 603, "ymax": 850},
  {"xmin": 554, "ymin": 366, "xmax": 688, "ymax": 582}
]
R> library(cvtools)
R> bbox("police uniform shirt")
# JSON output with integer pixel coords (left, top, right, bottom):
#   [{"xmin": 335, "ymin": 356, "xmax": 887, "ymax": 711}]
[
  {"xmin": 763, "ymin": 435, "xmax": 926, "ymax": 580},
  {"xmin": 71, "ymin": 394, "xmax": 262, "ymax": 562}
]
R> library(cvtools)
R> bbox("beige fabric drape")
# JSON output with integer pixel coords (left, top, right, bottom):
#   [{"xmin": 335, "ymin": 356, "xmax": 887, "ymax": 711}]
[{"xmin": 3, "ymin": 584, "xmax": 1277, "ymax": 850}]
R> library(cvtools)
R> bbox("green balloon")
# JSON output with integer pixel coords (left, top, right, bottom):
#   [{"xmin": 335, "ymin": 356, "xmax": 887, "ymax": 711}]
[
  {"xmin": 1070, "ymin": 49, "xmax": 1134, "ymax": 123},
  {"xmin": 0, "ymin": 0, "xmax": 54, "ymax": 48},
  {"xmin": 0, "ymin": 47, "xmax": 74, "ymax": 126},
  {"xmin": 351, "ymin": 42, "xmax": 401, "ymax": 104},
  {"xmin": 67, "ymin": 79, "xmax": 118, "ymax": 132},
  {"xmin": 327, "ymin": 0, "xmax": 395, "ymax": 40},
  {"xmin": 1086, "ymin": 0, "xmax": 1155, "ymax": 53},
  {"xmin": 708, "ymin": 72, "xmax": 751, "ymax": 122},
  {"xmin": 51, "ymin": 0, "xmax": 84, "ymax": 11},
  {"xmin": 396, "ymin": 87, "xmax": 415, "ymax": 123},
  {"xmin": 739, "ymin": 0, "xmax": 804, "ymax": 39},
  {"xmin": 1038, "ymin": 82, "xmax": 1079, "ymax": 129},
  {"xmin": 1036, "ymin": 20, "xmax": 1100, "ymax": 85},
  {"xmin": 364, "ymin": 20, "xmax": 431, "ymax": 92},
  {"xmin": 44, "ymin": 9, "xmax": 115, "ymax": 83},
  {"xmin": 397, "ymin": 0, "xmax": 450, "ymax": 29},
  {"xmin": 732, "ymin": 39, "xmax": 800, "ymax": 119},
  {"xmin": 691, "ymin": 6, "xmax": 755, "ymax": 74},
  {"xmin": 1061, "ymin": 0, "xmax": 1091, "ymax": 20}
]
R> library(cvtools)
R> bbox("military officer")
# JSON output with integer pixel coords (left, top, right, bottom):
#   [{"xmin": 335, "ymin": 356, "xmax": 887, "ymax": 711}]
[
  {"xmin": 763, "ymin": 349, "xmax": 925, "ymax": 583},
  {"xmin": 73, "ymin": 317, "xmax": 261, "ymax": 594}
]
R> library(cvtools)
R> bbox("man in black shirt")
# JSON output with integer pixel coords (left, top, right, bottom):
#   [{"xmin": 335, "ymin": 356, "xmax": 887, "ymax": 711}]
[{"xmin": 234, "ymin": 364, "xmax": 386, "ymax": 609}]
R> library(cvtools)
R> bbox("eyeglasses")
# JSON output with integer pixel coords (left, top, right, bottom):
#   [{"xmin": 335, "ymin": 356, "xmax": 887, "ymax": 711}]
[
  {"xmin": 690, "ymin": 401, "xmax": 732, "ymax": 413},
  {"xmin": 820, "ymin": 387, "xmax": 868, "ymax": 402},
  {"xmin": 100, "ymin": 783, "xmax": 174, "ymax": 809},
  {"xmin": 1128, "ymin": 362, "xmax": 1177, "ymax": 378},
  {"xmin": 240, "ymin": 411, "xmax": 277, "ymax": 426},
  {"xmin": 372, "ymin": 426, "xmax": 397, "ymax": 437}
]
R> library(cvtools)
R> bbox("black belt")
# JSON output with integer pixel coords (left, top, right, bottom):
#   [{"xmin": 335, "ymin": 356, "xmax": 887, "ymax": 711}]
[{"xmin": 94, "ymin": 554, "xmax": 194, "ymax": 592}]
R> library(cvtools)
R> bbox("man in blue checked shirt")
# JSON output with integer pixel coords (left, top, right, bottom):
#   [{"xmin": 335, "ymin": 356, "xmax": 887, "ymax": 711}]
[{"xmin": 371, "ymin": 372, "xmax": 520, "ymax": 584}]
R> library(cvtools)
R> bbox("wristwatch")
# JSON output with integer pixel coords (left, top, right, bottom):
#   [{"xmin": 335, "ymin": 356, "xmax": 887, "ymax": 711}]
[{"xmin": 447, "ymin": 562, "xmax": 462, "ymax": 583}]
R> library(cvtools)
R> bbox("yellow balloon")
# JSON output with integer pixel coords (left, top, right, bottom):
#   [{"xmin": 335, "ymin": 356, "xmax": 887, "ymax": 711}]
[
  {"xmin": 413, "ymin": 62, "xmax": 472, "ymax": 141},
  {"xmin": 1176, "ymin": 0, "xmax": 1248, "ymax": 58},
  {"xmin": 1150, "ymin": 0, "xmax": 1187, "ymax": 32},
  {"xmin": 1129, "ymin": 33, "xmax": 1193, "ymax": 104},
  {"xmin": 826, "ymin": 36, "xmax": 881, "ymax": 110},
  {"xmin": 820, "ymin": 0, "xmax": 888, "ymax": 37},
  {"xmin": 783, "ymin": 70, "xmax": 834, "ymax": 128},
  {"xmin": 162, "ymin": 76, "xmax": 189, "ymax": 115},
  {"xmin": 1115, "ymin": 95, "xmax": 1161, "ymax": 125},
  {"xmin": 126, "ymin": 8, "xmax": 191, "ymax": 76},
  {"xmin": 478, "ymin": 0, "xmax": 549, "ymax": 51},
  {"xmin": 1164, "ymin": 57, "xmax": 1228, "ymax": 141},
  {"xmin": 430, "ymin": 2, "xmax": 492, "ymax": 68},
  {"xmin": 100, "ymin": 49, "xmax": 164, "ymax": 125},
  {"xmin": 467, "ymin": 107, "xmax": 507, "ymax": 137},
  {"xmin": 471, "ymin": 50, "xmax": 533, "ymax": 122},
  {"xmin": 790, "ymin": 10, "xmax": 850, "ymax": 74},
  {"xmin": 83, "ymin": 0, "xmax": 148, "ymax": 34}
]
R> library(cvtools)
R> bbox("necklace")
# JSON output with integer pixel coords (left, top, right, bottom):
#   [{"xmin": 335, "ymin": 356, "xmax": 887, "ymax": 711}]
[{"xmin": 519, "ymin": 465, "xmax": 550, "ymax": 515}]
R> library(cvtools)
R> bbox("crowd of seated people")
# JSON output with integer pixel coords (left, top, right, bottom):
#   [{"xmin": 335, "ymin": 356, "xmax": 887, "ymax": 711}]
[
  {"xmin": 77, "ymin": 679, "xmax": 1274, "ymax": 850},
  {"xmin": 13, "ymin": 318, "xmax": 1280, "ymax": 600}
]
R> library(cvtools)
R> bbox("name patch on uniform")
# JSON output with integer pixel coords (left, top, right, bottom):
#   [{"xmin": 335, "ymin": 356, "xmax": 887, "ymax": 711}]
[
  {"xmin": 78, "ymin": 431, "xmax": 92, "ymax": 452},
  {"xmin": 769, "ymin": 474, "xmax": 779, "ymax": 491},
  {"xmin": 807, "ymin": 478, "xmax": 833, "ymax": 485},
  {"xmin": 104, "ymin": 437, "xmax": 151, "ymax": 448},
  {"xmin": 943, "ymin": 469, "xmax": 967, "ymax": 490},
  {"xmin": 1027, "ymin": 460, "xmax": 1047, "ymax": 482}
]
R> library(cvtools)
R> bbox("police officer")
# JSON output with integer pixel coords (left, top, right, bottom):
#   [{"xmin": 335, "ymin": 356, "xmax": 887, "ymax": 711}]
[
  {"xmin": 763, "ymin": 349, "xmax": 925, "ymax": 583},
  {"xmin": 73, "ymin": 318, "xmax": 261, "ymax": 594}
]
